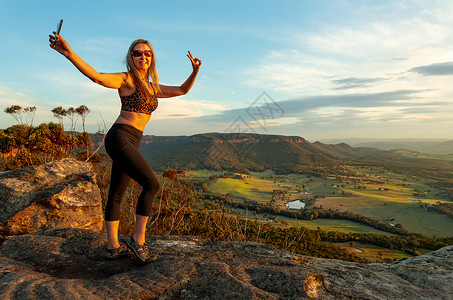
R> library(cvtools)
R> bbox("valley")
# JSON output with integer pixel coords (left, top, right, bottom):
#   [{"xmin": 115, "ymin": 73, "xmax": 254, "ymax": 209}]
[
  {"xmin": 188, "ymin": 166, "xmax": 453, "ymax": 237},
  {"xmin": 138, "ymin": 132, "xmax": 453, "ymax": 262},
  {"xmin": 187, "ymin": 165, "xmax": 453, "ymax": 262}
]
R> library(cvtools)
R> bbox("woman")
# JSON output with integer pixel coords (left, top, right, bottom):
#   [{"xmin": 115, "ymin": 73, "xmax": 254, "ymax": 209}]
[{"xmin": 49, "ymin": 32, "xmax": 201, "ymax": 264}]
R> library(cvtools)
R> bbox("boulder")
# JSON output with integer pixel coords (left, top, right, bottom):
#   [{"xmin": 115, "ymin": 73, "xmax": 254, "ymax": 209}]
[
  {"xmin": 0, "ymin": 228, "xmax": 452, "ymax": 299},
  {"xmin": 0, "ymin": 159, "xmax": 103, "ymax": 240}
]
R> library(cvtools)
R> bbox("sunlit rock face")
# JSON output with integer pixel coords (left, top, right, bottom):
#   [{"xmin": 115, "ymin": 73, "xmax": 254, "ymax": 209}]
[{"xmin": 0, "ymin": 158, "xmax": 103, "ymax": 240}]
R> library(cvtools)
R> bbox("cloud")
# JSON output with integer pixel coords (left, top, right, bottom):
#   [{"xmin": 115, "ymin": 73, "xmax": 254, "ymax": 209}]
[
  {"xmin": 277, "ymin": 90, "xmax": 425, "ymax": 113},
  {"xmin": 160, "ymin": 87, "xmax": 449, "ymax": 139},
  {"xmin": 193, "ymin": 89, "xmax": 440, "ymax": 124},
  {"xmin": 0, "ymin": 85, "xmax": 37, "ymax": 107},
  {"xmin": 408, "ymin": 61, "xmax": 453, "ymax": 76},
  {"xmin": 330, "ymin": 77, "xmax": 388, "ymax": 90},
  {"xmin": 152, "ymin": 97, "xmax": 226, "ymax": 120},
  {"xmin": 398, "ymin": 105, "xmax": 452, "ymax": 117},
  {"xmin": 242, "ymin": 1, "xmax": 453, "ymax": 98},
  {"xmin": 144, "ymin": 86, "xmax": 452, "ymax": 138},
  {"xmin": 242, "ymin": 48, "xmax": 340, "ymax": 95},
  {"xmin": 0, "ymin": 85, "xmax": 49, "ymax": 128}
]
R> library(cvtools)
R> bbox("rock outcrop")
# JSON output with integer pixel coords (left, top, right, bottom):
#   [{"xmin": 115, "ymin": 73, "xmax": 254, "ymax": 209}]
[
  {"xmin": 0, "ymin": 228, "xmax": 452, "ymax": 299},
  {"xmin": 0, "ymin": 159, "xmax": 103, "ymax": 240}
]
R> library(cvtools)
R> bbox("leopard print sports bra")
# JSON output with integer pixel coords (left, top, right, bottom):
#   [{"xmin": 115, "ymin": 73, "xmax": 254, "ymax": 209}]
[{"xmin": 120, "ymin": 76, "xmax": 158, "ymax": 115}]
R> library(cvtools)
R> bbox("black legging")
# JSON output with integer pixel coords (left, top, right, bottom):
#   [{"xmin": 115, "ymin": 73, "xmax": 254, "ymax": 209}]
[{"xmin": 104, "ymin": 123, "xmax": 160, "ymax": 221}]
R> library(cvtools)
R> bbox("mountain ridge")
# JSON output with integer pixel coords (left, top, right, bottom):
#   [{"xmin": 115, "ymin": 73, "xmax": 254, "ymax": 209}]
[
  {"xmin": 138, "ymin": 132, "xmax": 453, "ymax": 176},
  {"xmin": 318, "ymin": 138, "xmax": 453, "ymax": 155}
]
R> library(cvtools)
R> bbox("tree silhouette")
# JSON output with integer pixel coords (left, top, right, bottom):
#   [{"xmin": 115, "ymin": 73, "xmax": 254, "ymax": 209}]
[
  {"xmin": 76, "ymin": 105, "xmax": 90, "ymax": 132},
  {"xmin": 51, "ymin": 106, "xmax": 67, "ymax": 129},
  {"xmin": 65, "ymin": 107, "xmax": 76, "ymax": 135},
  {"xmin": 24, "ymin": 106, "xmax": 37, "ymax": 126},
  {"xmin": 4, "ymin": 105, "xmax": 37, "ymax": 126},
  {"xmin": 4, "ymin": 105, "xmax": 23, "ymax": 125}
]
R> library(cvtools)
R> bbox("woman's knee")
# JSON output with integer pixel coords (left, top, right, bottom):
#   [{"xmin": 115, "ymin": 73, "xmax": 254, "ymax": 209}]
[
  {"xmin": 142, "ymin": 176, "xmax": 160, "ymax": 194},
  {"xmin": 150, "ymin": 179, "xmax": 160, "ymax": 194}
]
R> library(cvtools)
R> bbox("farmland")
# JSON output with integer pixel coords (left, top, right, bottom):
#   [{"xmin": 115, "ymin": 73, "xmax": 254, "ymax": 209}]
[{"xmin": 187, "ymin": 166, "xmax": 453, "ymax": 237}]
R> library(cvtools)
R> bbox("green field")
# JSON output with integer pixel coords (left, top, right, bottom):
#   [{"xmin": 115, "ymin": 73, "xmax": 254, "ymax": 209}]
[
  {"xmin": 331, "ymin": 242, "xmax": 416, "ymax": 263},
  {"xmin": 231, "ymin": 208, "xmax": 397, "ymax": 236},
  {"xmin": 391, "ymin": 149, "xmax": 453, "ymax": 161},
  {"xmin": 207, "ymin": 176, "xmax": 277, "ymax": 203},
  {"xmin": 185, "ymin": 169, "xmax": 225, "ymax": 180},
  {"xmin": 316, "ymin": 166, "xmax": 453, "ymax": 237},
  {"xmin": 315, "ymin": 195, "xmax": 453, "ymax": 237},
  {"xmin": 206, "ymin": 172, "xmax": 341, "ymax": 205},
  {"xmin": 188, "ymin": 167, "xmax": 453, "ymax": 237}
]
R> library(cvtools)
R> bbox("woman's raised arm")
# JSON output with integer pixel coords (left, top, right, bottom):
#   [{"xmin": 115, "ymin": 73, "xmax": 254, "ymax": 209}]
[
  {"xmin": 157, "ymin": 51, "xmax": 202, "ymax": 98},
  {"xmin": 49, "ymin": 33, "xmax": 127, "ymax": 89}
]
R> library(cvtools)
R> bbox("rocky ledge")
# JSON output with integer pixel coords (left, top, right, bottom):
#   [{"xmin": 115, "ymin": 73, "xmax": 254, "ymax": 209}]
[
  {"xmin": 1, "ymin": 228, "xmax": 452, "ymax": 299},
  {"xmin": 0, "ymin": 159, "xmax": 103, "ymax": 240}
]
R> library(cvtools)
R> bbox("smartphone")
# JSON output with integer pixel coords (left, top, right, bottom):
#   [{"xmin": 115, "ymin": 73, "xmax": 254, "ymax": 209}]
[{"xmin": 53, "ymin": 19, "xmax": 63, "ymax": 46}]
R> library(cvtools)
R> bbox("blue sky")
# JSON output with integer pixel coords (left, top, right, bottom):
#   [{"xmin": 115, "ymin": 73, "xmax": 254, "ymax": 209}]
[{"xmin": 1, "ymin": 0, "xmax": 452, "ymax": 141}]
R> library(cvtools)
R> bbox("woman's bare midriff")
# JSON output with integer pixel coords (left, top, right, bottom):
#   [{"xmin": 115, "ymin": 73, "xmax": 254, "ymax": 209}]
[{"xmin": 114, "ymin": 110, "xmax": 151, "ymax": 132}]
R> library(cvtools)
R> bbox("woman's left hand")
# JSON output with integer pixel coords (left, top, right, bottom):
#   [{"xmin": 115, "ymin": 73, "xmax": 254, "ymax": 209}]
[{"xmin": 187, "ymin": 51, "xmax": 202, "ymax": 72}]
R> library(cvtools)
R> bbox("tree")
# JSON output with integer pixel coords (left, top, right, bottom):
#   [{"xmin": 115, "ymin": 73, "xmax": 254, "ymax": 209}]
[
  {"xmin": 5, "ymin": 125, "xmax": 32, "ymax": 150},
  {"xmin": 29, "ymin": 123, "xmax": 53, "ymax": 163},
  {"xmin": 77, "ymin": 131, "xmax": 91, "ymax": 160},
  {"xmin": 4, "ymin": 105, "xmax": 23, "ymax": 125},
  {"xmin": 51, "ymin": 106, "xmax": 67, "ymax": 129},
  {"xmin": 76, "ymin": 105, "xmax": 90, "ymax": 132},
  {"xmin": 65, "ymin": 107, "xmax": 77, "ymax": 135},
  {"xmin": 0, "ymin": 129, "xmax": 15, "ymax": 160},
  {"xmin": 24, "ymin": 106, "xmax": 37, "ymax": 126}
]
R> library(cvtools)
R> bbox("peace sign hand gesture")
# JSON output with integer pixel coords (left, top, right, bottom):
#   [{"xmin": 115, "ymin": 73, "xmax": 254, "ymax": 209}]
[{"xmin": 187, "ymin": 51, "xmax": 202, "ymax": 72}]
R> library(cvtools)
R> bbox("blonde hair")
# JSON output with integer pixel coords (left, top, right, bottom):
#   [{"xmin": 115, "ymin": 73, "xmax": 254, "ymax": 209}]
[{"xmin": 126, "ymin": 39, "xmax": 160, "ymax": 96}]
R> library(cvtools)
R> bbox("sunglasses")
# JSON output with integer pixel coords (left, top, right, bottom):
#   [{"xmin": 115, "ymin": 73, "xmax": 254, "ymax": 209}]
[{"xmin": 131, "ymin": 50, "xmax": 152, "ymax": 57}]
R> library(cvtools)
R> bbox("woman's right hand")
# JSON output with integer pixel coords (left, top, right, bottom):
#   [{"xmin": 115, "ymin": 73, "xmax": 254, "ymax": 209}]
[
  {"xmin": 48, "ymin": 32, "xmax": 127, "ymax": 89},
  {"xmin": 49, "ymin": 32, "xmax": 73, "ymax": 57}
]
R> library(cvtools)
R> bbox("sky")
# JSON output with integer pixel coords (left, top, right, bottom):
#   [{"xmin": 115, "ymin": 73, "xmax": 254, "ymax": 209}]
[{"xmin": 1, "ymin": 0, "xmax": 452, "ymax": 141}]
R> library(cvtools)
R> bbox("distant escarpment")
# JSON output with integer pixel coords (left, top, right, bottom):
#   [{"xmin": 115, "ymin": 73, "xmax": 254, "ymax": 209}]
[
  {"xmin": 140, "ymin": 132, "xmax": 337, "ymax": 174},
  {"xmin": 139, "ymin": 132, "xmax": 453, "ymax": 177}
]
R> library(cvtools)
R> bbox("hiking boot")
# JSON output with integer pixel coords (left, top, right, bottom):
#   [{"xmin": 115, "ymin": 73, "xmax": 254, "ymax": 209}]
[
  {"xmin": 126, "ymin": 235, "xmax": 157, "ymax": 264},
  {"xmin": 105, "ymin": 243, "xmax": 134, "ymax": 260}
]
